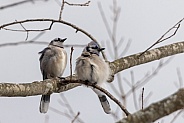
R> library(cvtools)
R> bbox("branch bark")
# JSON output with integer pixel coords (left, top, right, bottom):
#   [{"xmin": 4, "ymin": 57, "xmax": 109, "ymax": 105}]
[
  {"xmin": 109, "ymin": 41, "xmax": 184, "ymax": 76},
  {"xmin": 116, "ymin": 88, "xmax": 184, "ymax": 123}
]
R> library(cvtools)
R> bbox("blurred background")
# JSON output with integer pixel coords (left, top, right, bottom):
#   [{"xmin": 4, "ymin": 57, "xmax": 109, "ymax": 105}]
[{"xmin": 0, "ymin": 0, "xmax": 184, "ymax": 123}]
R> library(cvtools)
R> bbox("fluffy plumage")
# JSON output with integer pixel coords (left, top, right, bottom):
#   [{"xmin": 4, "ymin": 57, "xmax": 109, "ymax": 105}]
[
  {"xmin": 75, "ymin": 41, "xmax": 111, "ymax": 114},
  {"xmin": 39, "ymin": 38, "xmax": 67, "ymax": 113}
]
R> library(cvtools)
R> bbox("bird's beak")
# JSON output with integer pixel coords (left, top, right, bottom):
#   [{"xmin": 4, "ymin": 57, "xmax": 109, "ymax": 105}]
[
  {"xmin": 98, "ymin": 48, "xmax": 105, "ymax": 51},
  {"xmin": 61, "ymin": 38, "xmax": 67, "ymax": 42}
]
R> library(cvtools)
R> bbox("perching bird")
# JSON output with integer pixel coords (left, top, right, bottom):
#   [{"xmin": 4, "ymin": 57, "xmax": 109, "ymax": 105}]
[
  {"xmin": 39, "ymin": 38, "xmax": 67, "ymax": 113},
  {"xmin": 75, "ymin": 41, "xmax": 111, "ymax": 114}
]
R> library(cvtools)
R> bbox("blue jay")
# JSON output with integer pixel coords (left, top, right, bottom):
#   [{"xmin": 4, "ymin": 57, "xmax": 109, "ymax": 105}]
[
  {"xmin": 75, "ymin": 41, "xmax": 111, "ymax": 114},
  {"xmin": 39, "ymin": 38, "xmax": 67, "ymax": 113}
]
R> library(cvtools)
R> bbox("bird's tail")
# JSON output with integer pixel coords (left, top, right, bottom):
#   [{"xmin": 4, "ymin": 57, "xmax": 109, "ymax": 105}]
[
  {"xmin": 39, "ymin": 95, "xmax": 50, "ymax": 113},
  {"xmin": 92, "ymin": 88, "xmax": 111, "ymax": 114}
]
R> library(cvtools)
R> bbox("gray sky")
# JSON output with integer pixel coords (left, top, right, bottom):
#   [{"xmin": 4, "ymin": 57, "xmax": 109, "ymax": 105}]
[{"xmin": 0, "ymin": 0, "xmax": 184, "ymax": 123}]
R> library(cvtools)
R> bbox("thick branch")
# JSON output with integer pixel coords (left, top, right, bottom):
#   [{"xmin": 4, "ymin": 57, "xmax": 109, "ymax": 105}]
[
  {"xmin": 0, "ymin": 76, "xmax": 130, "ymax": 115},
  {"xmin": 0, "ymin": 76, "xmax": 81, "ymax": 97},
  {"xmin": 109, "ymin": 41, "xmax": 184, "ymax": 76},
  {"xmin": 116, "ymin": 88, "xmax": 184, "ymax": 123}
]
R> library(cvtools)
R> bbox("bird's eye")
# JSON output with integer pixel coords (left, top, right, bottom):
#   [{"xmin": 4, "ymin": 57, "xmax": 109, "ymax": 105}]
[
  {"xmin": 86, "ymin": 46, "xmax": 90, "ymax": 52},
  {"xmin": 91, "ymin": 46, "xmax": 98, "ymax": 49}
]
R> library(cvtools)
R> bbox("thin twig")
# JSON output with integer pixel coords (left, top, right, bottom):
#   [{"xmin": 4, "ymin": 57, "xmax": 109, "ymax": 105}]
[
  {"xmin": 59, "ymin": 0, "xmax": 90, "ymax": 21},
  {"xmin": 142, "ymin": 92, "xmax": 152, "ymax": 108},
  {"xmin": 30, "ymin": 31, "xmax": 46, "ymax": 41},
  {"xmin": 98, "ymin": 2, "xmax": 112, "ymax": 39},
  {"xmin": 90, "ymin": 83, "xmax": 130, "ymax": 116},
  {"xmin": 0, "ymin": 41, "xmax": 85, "ymax": 48},
  {"xmin": 119, "ymin": 39, "xmax": 132, "ymax": 57},
  {"xmin": 71, "ymin": 112, "xmax": 80, "ymax": 123},
  {"xmin": 50, "ymin": 107, "xmax": 73, "ymax": 121},
  {"xmin": 59, "ymin": 94, "xmax": 84, "ymax": 123},
  {"xmin": 125, "ymin": 58, "xmax": 172, "ymax": 97},
  {"xmin": 99, "ymin": 1, "xmax": 125, "ymax": 104},
  {"xmin": 139, "ymin": 18, "xmax": 184, "ymax": 56},
  {"xmin": 16, "ymin": 20, "xmax": 29, "ymax": 41},
  {"xmin": 70, "ymin": 47, "xmax": 74, "ymax": 81},
  {"xmin": 131, "ymin": 71, "xmax": 139, "ymax": 110},
  {"xmin": 141, "ymin": 87, "xmax": 144, "ymax": 110},
  {"xmin": 0, "ymin": 18, "xmax": 107, "ymax": 61},
  {"xmin": 0, "ymin": 0, "xmax": 48, "ymax": 10},
  {"xmin": 65, "ymin": 1, "xmax": 90, "ymax": 6},
  {"xmin": 59, "ymin": 0, "xmax": 65, "ymax": 20},
  {"xmin": 177, "ymin": 68, "xmax": 183, "ymax": 88},
  {"xmin": 65, "ymin": 80, "xmax": 130, "ymax": 116},
  {"xmin": 0, "ymin": 19, "xmax": 95, "ymax": 43},
  {"xmin": 2, "ymin": 21, "xmax": 54, "ymax": 32}
]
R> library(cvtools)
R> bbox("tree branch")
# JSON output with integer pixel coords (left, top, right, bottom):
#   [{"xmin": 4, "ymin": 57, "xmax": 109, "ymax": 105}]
[
  {"xmin": 0, "ymin": 18, "xmax": 107, "ymax": 60},
  {"xmin": 116, "ymin": 88, "xmax": 184, "ymax": 123},
  {"xmin": 0, "ymin": 0, "xmax": 49, "ymax": 10},
  {"xmin": 0, "ymin": 41, "xmax": 85, "ymax": 48},
  {"xmin": 0, "ymin": 77, "xmax": 80, "ymax": 97},
  {"xmin": 0, "ymin": 76, "xmax": 130, "ymax": 116},
  {"xmin": 0, "ymin": 19, "xmax": 96, "ymax": 42},
  {"xmin": 109, "ymin": 41, "xmax": 184, "ymax": 77},
  {"xmin": 0, "ymin": 40, "xmax": 183, "ymax": 119}
]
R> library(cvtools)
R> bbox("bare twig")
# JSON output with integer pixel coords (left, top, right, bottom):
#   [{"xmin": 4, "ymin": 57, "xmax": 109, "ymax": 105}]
[
  {"xmin": 140, "ymin": 18, "xmax": 184, "ymax": 56},
  {"xmin": 59, "ymin": 0, "xmax": 90, "ymax": 21},
  {"xmin": 93, "ymin": 85, "xmax": 130, "ymax": 116},
  {"xmin": 59, "ymin": 0, "xmax": 65, "ymax": 20},
  {"xmin": 0, "ymin": 18, "xmax": 95, "ymax": 43},
  {"xmin": 63, "ymin": 79, "xmax": 130, "ymax": 116},
  {"xmin": 111, "ymin": 108, "xmax": 120, "ymax": 121},
  {"xmin": 59, "ymin": 94, "xmax": 84, "ymax": 123},
  {"xmin": 0, "ymin": 18, "xmax": 107, "ymax": 61},
  {"xmin": 98, "ymin": 1, "xmax": 126, "ymax": 108},
  {"xmin": 131, "ymin": 71, "xmax": 139, "ymax": 110},
  {"xmin": 177, "ymin": 68, "xmax": 183, "ymax": 88},
  {"xmin": 0, "ymin": 0, "xmax": 48, "ymax": 10},
  {"xmin": 141, "ymin": 87, "xmax": 144, "ymax": 110},
  {"xmin": 76, "ymin": 81, "xmax": 130, "ymax": 116},
  {"xmin": 50, "ymin": 106, "xmax": 73, "ymax": 121},
  {"xmin": 16, "ymin": 20, "xmax": 29, "ymax": 41},
  {"xmin": 70, "ymin": 47, "xmax": 74, "ymax": 81},
  {"xmin": 125, "ymin": 58, "xmax": 172, "ymax": 97},
  {"xmin": 0, "ymin": 41, "xmax": 85, "ymax": 48},
  {"xmin": 65, "ymin": 1, "xmax": 90, "ymax": 6},
  {"xmin": 98, "ymin": 2, "xmax": 112, "ymax": 39},
  {"xmin": 119, "ymin": 39, "xmax": 132, "ymax": 57},
  {"xmin": 30, "ymin": 31, "xmax": 46, "ymax": 41},
  {"xmin": 2, "ymin": 21, "xmax": 54, "ymax": 32},
  {"xmin": 143, "ymin": 92, "xmax": 152, "ymax": 106},
  {"xmin": 71, "ymin": 112, "xmax": 80, "ymax": 123}
]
